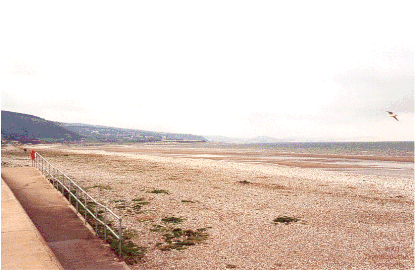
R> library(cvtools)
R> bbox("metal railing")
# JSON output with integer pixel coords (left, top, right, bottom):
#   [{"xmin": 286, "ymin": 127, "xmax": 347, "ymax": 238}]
[{"xmin": 32, "ymin": 152, "xmax": 122, "ymax": 256}]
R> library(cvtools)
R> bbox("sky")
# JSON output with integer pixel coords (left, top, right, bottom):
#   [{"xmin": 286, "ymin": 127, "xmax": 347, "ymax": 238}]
[{"xmin": 1, "ymin": 1, "xmax": 414, "ymax": 141}]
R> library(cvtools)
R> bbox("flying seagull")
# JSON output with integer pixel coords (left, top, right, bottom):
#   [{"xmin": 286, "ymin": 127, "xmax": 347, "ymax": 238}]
[{"xmin": 387, "ymin": 111, "xmax": 399, "ymax": 121}]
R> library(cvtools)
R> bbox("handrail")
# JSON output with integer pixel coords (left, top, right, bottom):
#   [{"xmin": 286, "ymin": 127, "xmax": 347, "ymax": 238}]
[{"xmin": 31, "ymin": 152, "xmax": 122, "ymax": 256}]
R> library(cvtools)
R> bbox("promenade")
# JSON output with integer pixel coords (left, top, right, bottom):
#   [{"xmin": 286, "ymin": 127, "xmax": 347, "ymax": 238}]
[{"xmin": 1, "ymin": 167, "xmax": 130, "ymax": 270}]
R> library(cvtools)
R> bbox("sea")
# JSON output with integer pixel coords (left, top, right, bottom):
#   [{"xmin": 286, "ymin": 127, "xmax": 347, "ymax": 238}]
[
  {"xmin": 239, "ymin": 141, "xmax": 414, "ymax": 157},
  {"xmin": 207, "ymin": 141, "xmax": 414, "ymax": 178}
]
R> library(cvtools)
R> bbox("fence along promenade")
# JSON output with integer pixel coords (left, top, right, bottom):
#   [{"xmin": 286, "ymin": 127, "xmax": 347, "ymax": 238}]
[{"xmin": 31, "ymin": 151, "xmax": 123, "ymax": 256}]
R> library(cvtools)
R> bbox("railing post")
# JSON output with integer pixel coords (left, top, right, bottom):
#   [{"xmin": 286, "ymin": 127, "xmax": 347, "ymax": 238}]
[
  {"xmin": 61, "ymin": 173, "xmax": 64, "ymax": 193},
  {"xmin": 69, "ymin": 180, "xmax": 72, "ymax": 204},
  {"xmin": 54, "ymin": 172, "xmax": 57, "ymax": 188},
  {"xmin": 52, "ymin": 167, "xmax": 55, "ymax": 184},
  {"xmin": 53, "ymin": 170, "xmax": 56, "ymax": 188},
  {"xmin": 95, "ymin": 205, "xmax": 98, "ymax": 233},
  {"xmin": 119, "ymin": 218, "xmax": 122, "ymax": 257},
  {"xmin": 84, "ymin": 193, "xmax": 88, "ymax": 224},
  {"xmin": 104, "ymin": 208, "xmax": 107, "ymax": 242},
  {"xmin": 76, "ymin": 187, "xmax": 79, "ymax": 214}
]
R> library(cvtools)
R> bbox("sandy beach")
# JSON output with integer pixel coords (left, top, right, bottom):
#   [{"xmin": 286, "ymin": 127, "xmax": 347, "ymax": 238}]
[{"xmin": 2, "ymin": 143, "xmax": 413, "ymax": 269}]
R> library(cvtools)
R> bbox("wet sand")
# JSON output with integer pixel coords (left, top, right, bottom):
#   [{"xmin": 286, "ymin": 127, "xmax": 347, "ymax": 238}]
[
  {"xmin": 2, "ymin": 143, "xmax": 414, "ymax": 269},
  {"xmin": 85, "ymin": 143, "xmax": 415, "ymax": 178}
]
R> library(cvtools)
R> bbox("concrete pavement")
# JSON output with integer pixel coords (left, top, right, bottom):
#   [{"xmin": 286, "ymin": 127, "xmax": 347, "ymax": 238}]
[
  {"xmin": 2, "ymin": 177, "xmax": 64, "ymax": 269},
  {"xmin": 1, "ymin": 167, "xmax": 130, "ymax": 270}
]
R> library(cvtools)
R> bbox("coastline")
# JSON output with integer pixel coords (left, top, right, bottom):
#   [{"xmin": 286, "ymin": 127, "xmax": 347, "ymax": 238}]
[
  {"xmin": 2, "ymin": 144, "xmax": 413, "ymax": 269},
  {"xmin": 76, "ymin": 142, "xmax": 414, "ymax": 161}
]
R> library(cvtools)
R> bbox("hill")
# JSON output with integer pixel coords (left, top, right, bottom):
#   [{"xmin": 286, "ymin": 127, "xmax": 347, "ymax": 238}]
[
  {"xmin": 62, "ymin": 123, "xmax": 206, "ymax": 143},
  {"xmin": 1, "ymin": 110, "xmax": 83, "ymax": 143},
  {"xmin": 1, "ymin": 111, "xmax": 206, "ymax": 143}
]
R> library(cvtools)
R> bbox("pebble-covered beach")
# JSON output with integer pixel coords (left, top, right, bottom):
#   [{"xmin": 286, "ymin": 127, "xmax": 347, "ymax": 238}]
[{"xmin": 2, "ymin": 143, "xmax": 413, "ymax": 269}]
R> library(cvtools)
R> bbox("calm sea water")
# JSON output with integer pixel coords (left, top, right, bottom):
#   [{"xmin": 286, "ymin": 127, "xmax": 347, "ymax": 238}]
[
  {"xmin": 232, "ymin": 141, "xmax": 413, "ymax": 178},
  {"xmin": 238, "ymin": 141, "xmax": 414, "ymax": 157},
  {"xmin": 174, "ymin": 141, "xmax": 413, "ymax": 177}
]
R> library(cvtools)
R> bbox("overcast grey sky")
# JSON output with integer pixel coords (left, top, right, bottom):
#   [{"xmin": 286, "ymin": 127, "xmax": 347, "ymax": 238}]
[{"xmin": 1, "ymin": 1, "xmax": 413, "ymax": 141}]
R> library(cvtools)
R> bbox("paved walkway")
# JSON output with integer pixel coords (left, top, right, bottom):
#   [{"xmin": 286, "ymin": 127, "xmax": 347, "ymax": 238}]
[
  {"xmin": 1, "ymin": 167, "xmax": 130, "ymax": 270},
  {"xmin": 2, "ymin": 177, "xmax": 64, "ymax": 269}
]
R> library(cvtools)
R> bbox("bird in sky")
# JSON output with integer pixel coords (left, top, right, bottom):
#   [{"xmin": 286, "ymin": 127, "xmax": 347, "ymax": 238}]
[{"xmin": 387, "ymin": 111, "xmax": 399, "ymax": 121}]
